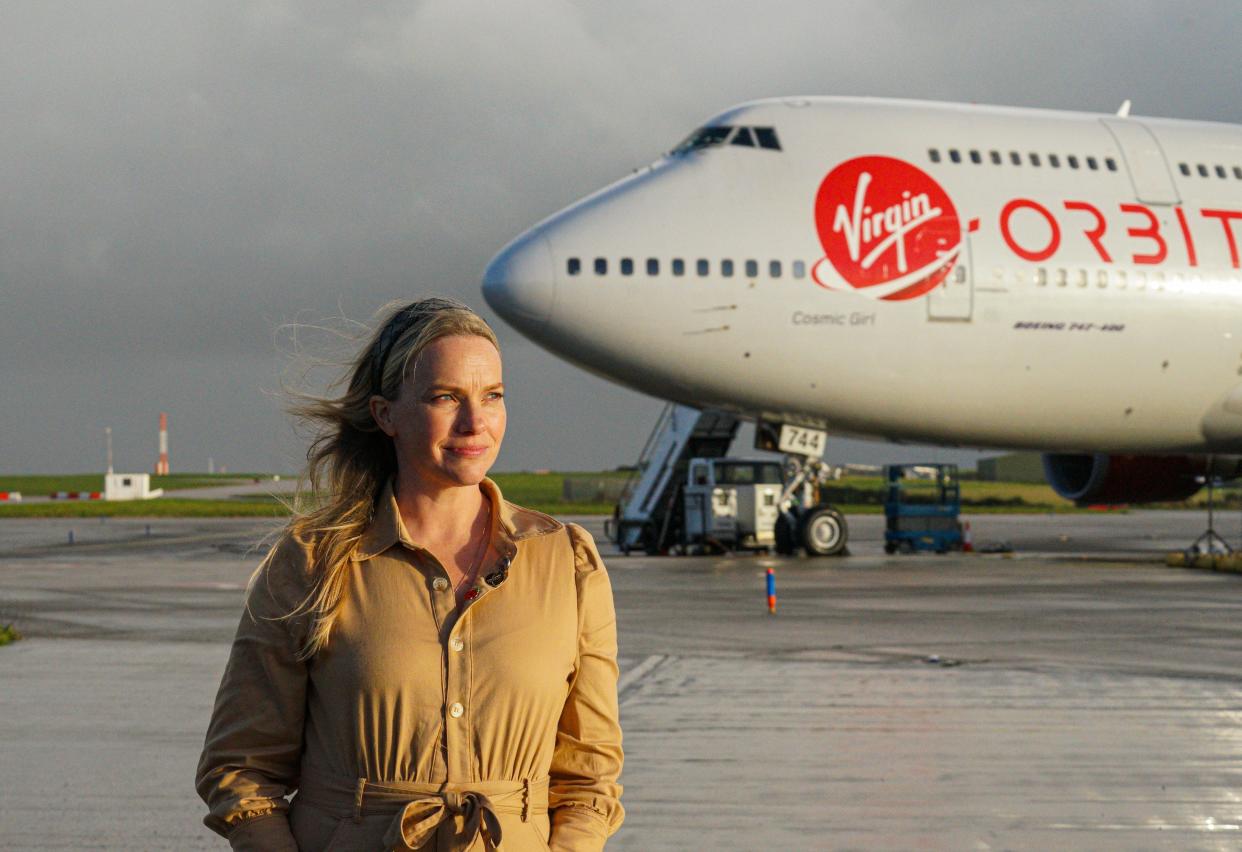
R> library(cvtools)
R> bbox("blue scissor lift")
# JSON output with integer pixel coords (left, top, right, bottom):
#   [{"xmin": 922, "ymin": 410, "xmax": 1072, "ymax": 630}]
[{"xmin": 883, "ymin": 464, "xmax": 964, "ymax": 554}]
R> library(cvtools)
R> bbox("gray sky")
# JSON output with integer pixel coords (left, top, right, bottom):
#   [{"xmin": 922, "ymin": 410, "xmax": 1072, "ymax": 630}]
[{"xmin": 3, "ymin": 1, "xmax": 1240, "ymax": 474}]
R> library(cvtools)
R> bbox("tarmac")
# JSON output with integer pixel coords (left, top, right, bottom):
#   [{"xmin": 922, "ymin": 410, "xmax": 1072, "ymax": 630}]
[{"xmin": 2, "ymin": 511, "xmax": 1241, "ymax": 850}]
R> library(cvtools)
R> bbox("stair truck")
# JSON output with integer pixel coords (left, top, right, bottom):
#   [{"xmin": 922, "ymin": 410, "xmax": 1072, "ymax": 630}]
[{"xmin": 609, "ymin": 404, "xmax": 849, "ymax": 556}]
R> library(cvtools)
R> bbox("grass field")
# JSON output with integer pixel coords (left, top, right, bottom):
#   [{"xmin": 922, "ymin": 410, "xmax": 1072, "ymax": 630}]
[
  {"xmin": 0, "ymin": 470, "xmax": 1226, "ymax": 519},
  {"xmin": 0, "ymin": 473, "xmax": 273, "ymax": 497},
  {"xmin": 0, "ymin": 472, "xmax": 611, "ymax": 518},
  {"xmin": 825, "ymin": 476, "xmax": 1080, "ymax": 513},
  {"xmin": 0, "ymin": 498, "xmax": 291, "ymax": 518}
]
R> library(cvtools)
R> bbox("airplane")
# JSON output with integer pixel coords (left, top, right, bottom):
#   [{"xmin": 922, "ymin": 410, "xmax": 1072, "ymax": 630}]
[{"xmin": 482, "ymin": 96, "xmax": 1242, "ymax": 555}]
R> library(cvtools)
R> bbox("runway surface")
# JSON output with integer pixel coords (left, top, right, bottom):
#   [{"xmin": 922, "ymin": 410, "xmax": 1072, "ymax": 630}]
[{"xmin": 1, "ymin": 511, "xmax": 1241, "ymax": 850}]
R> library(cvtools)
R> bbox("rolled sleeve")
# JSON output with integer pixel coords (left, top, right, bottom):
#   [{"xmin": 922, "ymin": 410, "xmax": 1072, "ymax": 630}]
[
  {"xmin": 549, "ymin": 524, "xmax": 624, "ymax": 850},
  {"xmin": 195, "ymin": 535, "xmax": 312, "ymax": 850}
]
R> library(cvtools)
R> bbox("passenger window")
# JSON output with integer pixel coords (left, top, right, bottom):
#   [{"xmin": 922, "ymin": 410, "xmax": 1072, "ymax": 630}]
[
  {"xmin": 769, "ymin": 260, "xmax": 782, "ymax": 278},
  {"xmin": 949, "ymin": 149, "xmax": 961, "ymax": 163},
  {"xmin": 696, "ymin": 259, "xmax": 709, "ymax": 277},
  {"xmin": 730, "ymin": 127, "xmax": 756, "ymax": 147},
  {"xmin": 990, "ymin": 150, "xmax": 1002, "ymax": 165},
  {"xmin": 721, "ymin": 259, "xmax": 734, "ymax": 277},
  {"xmin": 1067, "ymin": 155, "xmax": 1079, "ymax": 169},
  {"xmin": 1134, "ymin": 270, "xmax": 1146, "ymax": 290},
  {"xmin": 753, "ymin": 127, "xmax": 781, "ymax": 151},
  {"xmin": 1029, "ymin": 153, "xmax": 1041, "ymax": 167},
  {"xmin": 567, "ymin": 258, "xmax": 581, "ymax": 276},
  {"xmin": 1235, "ymin": 166, "xmax": 1242, "ymax": 180},
  {"xmin": 672, "ymin": 259, "xmax": 685, "ymax": 277},
  {"xmin": 928, "ymin": 148, "xmax": 941, "ymax": 163},
  {"xmin": 594, "ymin": 258, "xmax": 607, "ymax": 275},
  {"xmin": 969, "ymin": 150, "xmax": 981, "ymax": 164},
  {"xmin": 1049, "ymin": 154, "xmax": 1060, "ymax": 168},
  {"xmin": 1086, "ymin": 156, "xmax": 1098, "ymax": 170},
  {"xmin": 1116, "ymin": 270, "xmax": 1127, "ymax": 289},
  {"xmin": 792, "ymin": 260, "xmax": 806, "ymax": 279},
  {"xmin": 1055, "ymin": 268, "xmax": 1067, "ymax": 287},
  {"xmin": 620, "ymin": 258, "xmax": 633, "ymax": 276},
  {"xmin": 1179, "ymin": 163, "xmax": 1191, "ymax": 176},
  {"xmin": 1075, "ymin": 269, "xmax": 1087, "ymax": 288},
  {"xmin": 1096, "ymin": 269, "xmax": 1108, "ymax": 288},
  {"xmin": 646, "ymin": 258, "xmax": 659, "ymax": 276},
  {"xmin": 1106, "ymin": 158, "xmax": 1118, "ymax": 171},
  {"xmin": 1009, "ymin": 151, "xmax": 1021, "ymax": 165},
  {"xmin": 745, "ymin": 259, "xmax": 759, "ymax": 277},
  {"xmin": 1035, "ymin": 268, "xmax": 1047, "ymax": 286},
  {"xmin": 1216, "ymin": 165, "xmax": 1227, "ymax": 179},
  {"xmin": 1198, "ymin": 164, "xmax": 1209, "ymax": 177}
]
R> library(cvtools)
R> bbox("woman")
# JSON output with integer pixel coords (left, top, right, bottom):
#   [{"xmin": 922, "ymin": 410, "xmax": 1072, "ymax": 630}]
[{"xmin": 196, "ymin": 298, "xmax": 624, "ymax": 851}]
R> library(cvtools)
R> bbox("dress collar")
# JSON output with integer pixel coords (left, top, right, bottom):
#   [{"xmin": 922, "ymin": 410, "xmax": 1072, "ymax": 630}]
[{"xmin": 353, "ymin": 477, "xmax": 562, "ymax": 562}]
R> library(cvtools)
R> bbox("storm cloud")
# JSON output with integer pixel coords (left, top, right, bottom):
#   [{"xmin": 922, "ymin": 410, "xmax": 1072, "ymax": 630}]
[{"xmin": 2, "ymin": 1, "xmax": 1238, "ymax": 473}]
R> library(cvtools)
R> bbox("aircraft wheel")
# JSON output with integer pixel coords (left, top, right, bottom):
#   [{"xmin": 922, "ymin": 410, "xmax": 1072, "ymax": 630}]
[
  {"xmin": 801, "ymin": 505, "xmax": 848, "ymax": 557},
  {"xmin": 774, "ymin": 511, "xmax": 798, "ymax": 556}
]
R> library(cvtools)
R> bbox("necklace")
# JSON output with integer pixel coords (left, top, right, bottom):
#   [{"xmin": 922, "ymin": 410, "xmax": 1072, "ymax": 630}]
[{"xmin": 455, "ymin": 498, "xmax": 492, "ymax": 596}]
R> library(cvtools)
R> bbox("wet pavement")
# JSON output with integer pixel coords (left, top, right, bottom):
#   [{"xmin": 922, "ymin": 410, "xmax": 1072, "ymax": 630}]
[{"xmin": 1, "ymin": 511, "xmax": 1241, "ymax": 850}]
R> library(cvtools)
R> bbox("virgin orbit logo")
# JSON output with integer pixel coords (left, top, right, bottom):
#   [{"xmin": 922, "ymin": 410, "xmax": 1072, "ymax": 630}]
[{"xmin": 813, "ymin": 156, "xmax": 961, "ymax": 301}]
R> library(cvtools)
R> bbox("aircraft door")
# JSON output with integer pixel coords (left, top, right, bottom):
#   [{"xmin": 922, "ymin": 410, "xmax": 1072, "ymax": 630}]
[
  {"xmin": 926, "ymin": 229, "xmax": 973, "ymax": 321},
  {"xmin": 1100, "ymin": 118, "xmax": 1180, "ymax": 206}
]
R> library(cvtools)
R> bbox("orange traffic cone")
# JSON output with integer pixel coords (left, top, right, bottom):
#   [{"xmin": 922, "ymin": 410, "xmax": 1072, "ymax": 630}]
[{"xmin": 962, "ymin": 521, "xmax": 974, "ymax": 553}]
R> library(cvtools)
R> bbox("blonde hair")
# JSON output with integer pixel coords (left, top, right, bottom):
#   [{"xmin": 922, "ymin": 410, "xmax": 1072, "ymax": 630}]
[{"xmin": 262, "ymin": 297, "xmax": 500, "ymax": 659}]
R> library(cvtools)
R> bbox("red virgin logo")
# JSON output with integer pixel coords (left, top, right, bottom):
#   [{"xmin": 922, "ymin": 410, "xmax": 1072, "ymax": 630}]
[{"xmin": 813, "ymin": 156, "xmax": 962, "ymax": 301}]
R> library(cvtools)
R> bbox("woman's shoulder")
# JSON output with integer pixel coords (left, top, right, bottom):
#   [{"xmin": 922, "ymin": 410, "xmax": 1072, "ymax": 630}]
[
  {"xmin": 499, "ymin": 498, "xmax": 604, "ymax": 575},
  {"xmin": 250, "ymin": 526, "xmax": 320, "ymax": 599},
  {"xmin": 564, "ymin": 522, "xmax": 606, "ymax": 577},
  {"xmin": 268, "ymin": 524, "xmax": 318, "ymax": 567}
]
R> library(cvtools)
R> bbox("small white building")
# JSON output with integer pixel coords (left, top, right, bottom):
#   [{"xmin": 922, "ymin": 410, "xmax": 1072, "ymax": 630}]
[{"xmin": 105, "ymin": 473, "xmax": 164, "ymax": 501}]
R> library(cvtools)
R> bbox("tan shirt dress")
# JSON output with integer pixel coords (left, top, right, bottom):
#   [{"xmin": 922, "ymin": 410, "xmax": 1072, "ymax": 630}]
[{"xmin": 196, "ymin": 479, "xmax": 624, "ymax": 851}]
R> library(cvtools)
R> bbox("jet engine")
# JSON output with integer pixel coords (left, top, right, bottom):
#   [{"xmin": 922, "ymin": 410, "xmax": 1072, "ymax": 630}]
[{"xmin": 1042, "ymin": 454, "xmax": 1242, "ymax": 505}]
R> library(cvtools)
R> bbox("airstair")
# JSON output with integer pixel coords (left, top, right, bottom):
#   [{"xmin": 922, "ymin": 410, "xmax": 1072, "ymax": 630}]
[{"xmin": 611, "ymin": 404, "xmax": 739, "ymax": 553}]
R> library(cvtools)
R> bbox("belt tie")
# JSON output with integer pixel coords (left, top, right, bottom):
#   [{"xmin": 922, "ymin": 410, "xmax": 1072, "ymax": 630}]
[
  {"xmin": 382, "ymin": 791, "xmax": 503, "ymax": 851},
  {"xmin": 295, "ymin": 769, "xmax": 548, "ymax": 852}
]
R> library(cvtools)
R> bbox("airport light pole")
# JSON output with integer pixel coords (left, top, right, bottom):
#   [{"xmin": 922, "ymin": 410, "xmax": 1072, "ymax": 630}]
[{"xmin": 105, "ymin": 426, "xmax": 113, "ymax": 476}]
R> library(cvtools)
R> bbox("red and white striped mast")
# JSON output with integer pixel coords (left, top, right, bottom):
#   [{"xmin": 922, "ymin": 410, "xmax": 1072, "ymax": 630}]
[{"xmin": 155, "ymin": 412, "xmax": 170, "ymax": 475}]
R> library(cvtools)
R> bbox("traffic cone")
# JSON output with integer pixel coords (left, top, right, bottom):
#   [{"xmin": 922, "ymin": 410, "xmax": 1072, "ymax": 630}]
[{"xmin": 962, "ymin": 521, "xmax": 974, "ymax": 553}]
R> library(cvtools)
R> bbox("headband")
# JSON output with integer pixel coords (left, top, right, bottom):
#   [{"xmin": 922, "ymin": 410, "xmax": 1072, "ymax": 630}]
[{"xmin": 369, "ymin": 298, "xmax": 471, "ymax": 396}]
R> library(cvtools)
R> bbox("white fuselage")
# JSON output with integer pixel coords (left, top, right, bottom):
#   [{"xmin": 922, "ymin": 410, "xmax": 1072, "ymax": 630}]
[{"xmin": 483, "ymin": 97, "xmax": 1242, "ymax": 454}]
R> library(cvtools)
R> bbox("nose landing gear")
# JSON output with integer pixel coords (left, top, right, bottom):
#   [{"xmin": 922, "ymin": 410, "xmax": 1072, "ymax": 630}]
[{"xmin": 771, "ymin": 450, "xmax": 849, "ymax": 557}]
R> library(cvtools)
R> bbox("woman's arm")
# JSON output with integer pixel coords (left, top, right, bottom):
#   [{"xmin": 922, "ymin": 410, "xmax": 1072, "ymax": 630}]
[
  {"xmin": 549, "ymin": 524, "xmax": 625, "ymax": 851},
  {"xmin": 195, "ymin": 536, "xmax": 312, "ymax": 852}
]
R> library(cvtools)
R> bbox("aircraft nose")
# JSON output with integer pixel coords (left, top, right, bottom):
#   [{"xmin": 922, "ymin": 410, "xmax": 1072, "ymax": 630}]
[{"xmin": 482, "ymin": 233, "xmax": 556, "ymax": 328}]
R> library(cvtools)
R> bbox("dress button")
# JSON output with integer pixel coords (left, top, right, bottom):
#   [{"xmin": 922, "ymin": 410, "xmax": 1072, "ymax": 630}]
[
  {"xmin": 432, "ymin": 577, "xmax": 449, "ymax": 592},
  {"xmin": 450, "ymin": 637, "xmax": 464, "ymax": 652},
  {"xmin": 449, "ymin": 702, "xmax": 464, "ymax": 718}
]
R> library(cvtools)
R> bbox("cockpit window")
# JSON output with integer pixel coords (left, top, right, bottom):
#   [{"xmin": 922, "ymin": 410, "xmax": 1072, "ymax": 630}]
[
  {"xmin": 671, "ymin": 124, "xmax": 782, "ymax": 155},
  {"xmin": 671, "ymin": 126, "xmax": 732, "ymax": 155},
  {"xmin": 753, "ymin": 127, "xmax": 781, "ymax": 151},
  {"xmin": 730, "ymin": 127, "xmax": 756, "ymax": 147}
]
